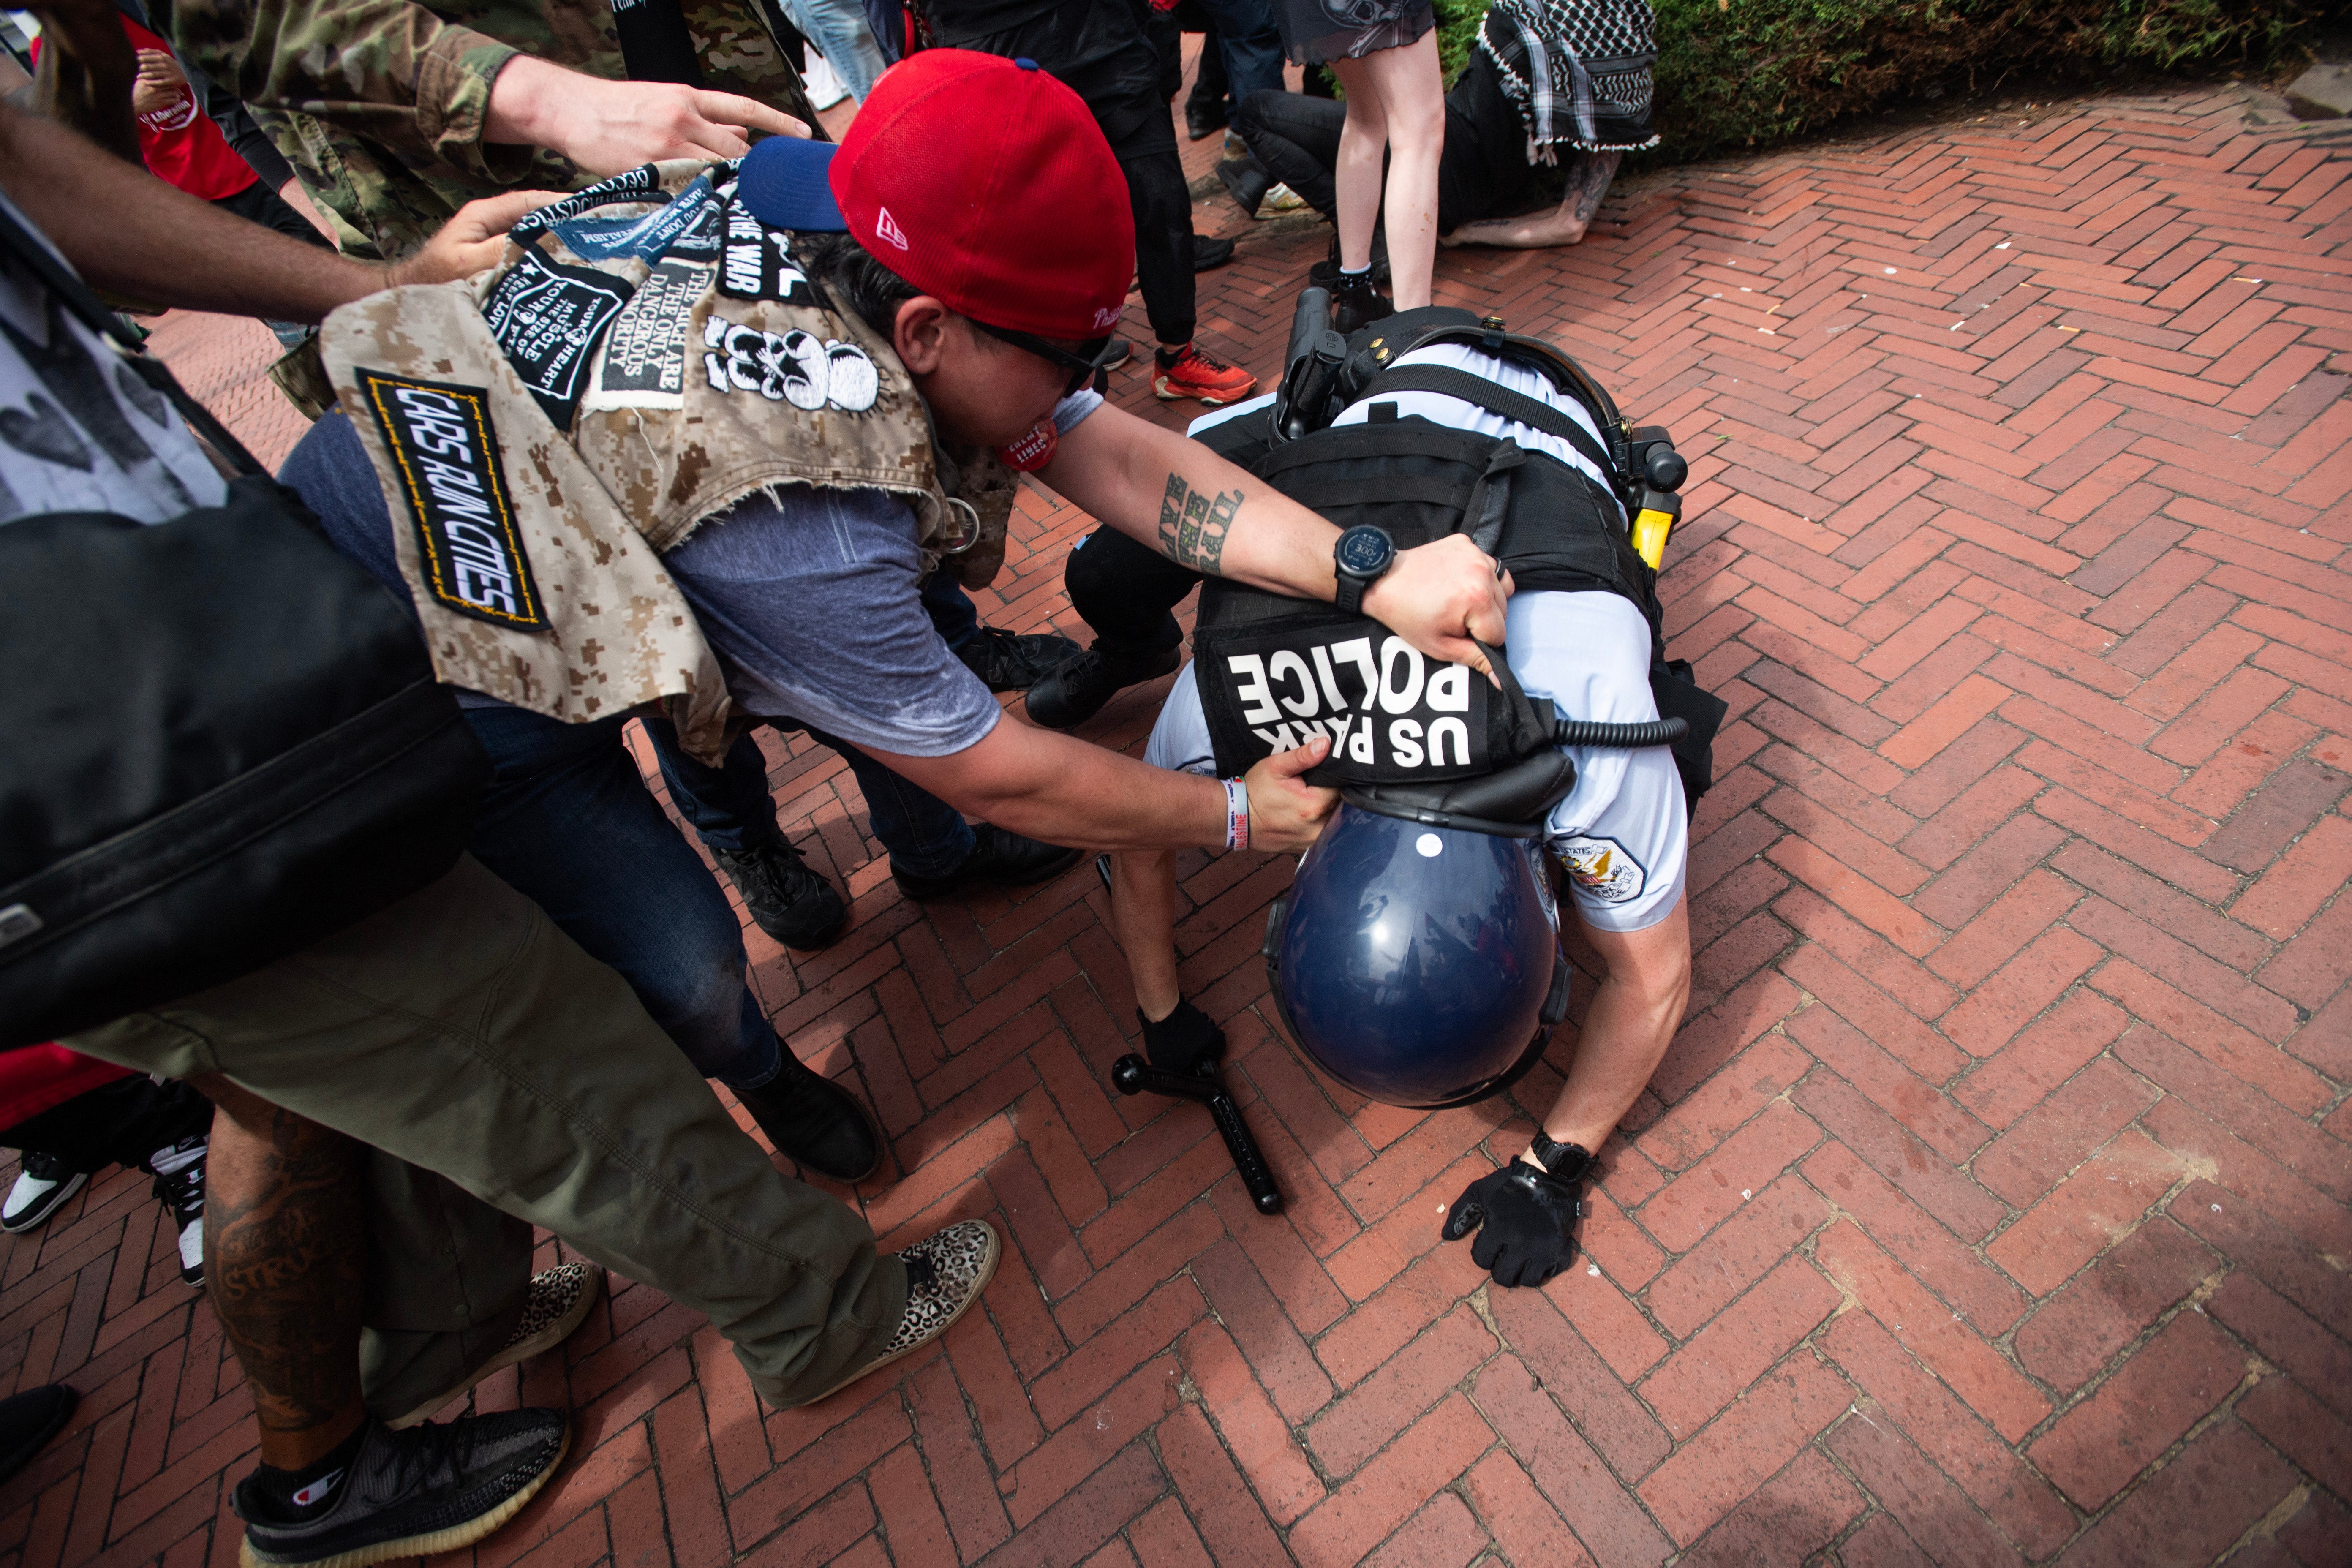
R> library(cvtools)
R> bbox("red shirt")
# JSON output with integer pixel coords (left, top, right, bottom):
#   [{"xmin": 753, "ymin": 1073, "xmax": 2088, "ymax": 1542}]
[{"xmin": 33, "ymin": 17, "xmax": 258, "ymax": 201}]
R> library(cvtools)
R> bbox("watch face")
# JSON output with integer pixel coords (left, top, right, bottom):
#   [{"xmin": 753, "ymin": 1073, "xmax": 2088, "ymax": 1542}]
[{"xmin": 1337, "ymin": 526, "xmax": 1393, "ymax": 577}]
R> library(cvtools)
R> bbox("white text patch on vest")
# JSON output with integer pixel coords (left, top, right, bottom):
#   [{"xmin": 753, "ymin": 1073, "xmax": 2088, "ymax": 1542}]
[{"xmin": 357, "ymin": 370, "xmax": 549, "ymax": 632}]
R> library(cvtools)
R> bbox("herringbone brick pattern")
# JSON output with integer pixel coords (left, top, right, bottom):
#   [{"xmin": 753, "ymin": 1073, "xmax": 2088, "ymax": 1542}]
[{"xmin": 8, "ymin": 78, "xmax": 2351, "ymax": 1568}]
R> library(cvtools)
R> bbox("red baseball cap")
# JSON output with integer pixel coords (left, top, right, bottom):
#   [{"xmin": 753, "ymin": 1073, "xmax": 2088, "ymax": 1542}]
[{"xmin": 828, "ymin": 50, "xmax": 1135, "ymax": 342}]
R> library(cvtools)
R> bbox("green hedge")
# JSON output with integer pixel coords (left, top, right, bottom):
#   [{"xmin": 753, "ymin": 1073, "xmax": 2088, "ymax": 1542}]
[{"xmin": 1424, "ymin": 0, "xmax": 2325, "ymax": 163}]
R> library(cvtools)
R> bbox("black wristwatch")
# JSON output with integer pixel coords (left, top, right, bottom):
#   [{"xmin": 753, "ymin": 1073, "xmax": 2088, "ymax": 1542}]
[
  {"xmin": 1525, "ymin": 1130, "xmax": 1593, "ymax": 1179},
  {"xmin": 1332, "ymin": 524, "xmax": 1396, "ymax": 616}
]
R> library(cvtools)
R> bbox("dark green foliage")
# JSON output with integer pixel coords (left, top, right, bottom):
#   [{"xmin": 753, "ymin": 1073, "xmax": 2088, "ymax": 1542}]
[{"xmin": 1424, "ymin": 0, "xmax": 2327, "ymax": 162}]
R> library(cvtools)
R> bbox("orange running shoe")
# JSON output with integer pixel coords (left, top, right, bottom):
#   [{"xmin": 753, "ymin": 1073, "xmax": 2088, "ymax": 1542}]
[{"xmin": 1153, "ymin": 342, "xmax": 1259, "ymax": 406}]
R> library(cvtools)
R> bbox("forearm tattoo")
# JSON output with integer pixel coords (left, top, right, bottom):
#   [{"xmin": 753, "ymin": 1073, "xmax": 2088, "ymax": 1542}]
[
  {"xmin": 206, "ymin": 1104, "xmax": 368, "ymax": 1435},
  {"xmin": 1157, "ymin": 473, "xmax": 1244, "ymax": 574},
  {"xmin": 1568, "ymin": 149, "xmax": 1623, "ymax": 224}
]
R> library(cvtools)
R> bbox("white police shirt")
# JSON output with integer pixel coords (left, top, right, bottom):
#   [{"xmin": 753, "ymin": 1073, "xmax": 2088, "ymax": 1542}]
[{"xmin": 1150, "ymin": 349, "xmax": 1689, "ymax": 934}]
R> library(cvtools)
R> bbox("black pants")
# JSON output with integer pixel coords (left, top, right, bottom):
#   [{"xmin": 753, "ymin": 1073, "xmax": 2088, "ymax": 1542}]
[
  {"xmin": 1233, "ymin": 83, "xmax": 1516, "ymax": 236},
  {"xmin": 0, "ymin": 1076, "xmax": 212, "ymax": 1176},
  {"xmin": 1113, "ymin": 117, "xmax": 1197, "ymax": 347},
  {"xmin": 210, "ymin": 178, "xmax": 332, "ymax": 250},
  {"xmin": 1065, "ymin": 525, "xmax": 1203, "ymax": 656}
]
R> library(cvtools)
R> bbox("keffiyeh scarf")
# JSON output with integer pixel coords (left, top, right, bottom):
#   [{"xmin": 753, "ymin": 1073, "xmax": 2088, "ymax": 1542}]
[{"xmin": 1479, "ymin": 0, "xmax": 1660, "ymax": 161}]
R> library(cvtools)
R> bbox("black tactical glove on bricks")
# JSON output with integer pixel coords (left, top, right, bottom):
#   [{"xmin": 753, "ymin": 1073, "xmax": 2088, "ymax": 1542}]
[{"xmin": 1443, "ymin": 1141, "xmax": 1593, "ymax": 1288}]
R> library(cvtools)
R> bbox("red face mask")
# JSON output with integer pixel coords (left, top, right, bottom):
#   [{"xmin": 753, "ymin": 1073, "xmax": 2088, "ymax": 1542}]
[{"xmin": 997, "ymin": 419, "xmax": 1058, "ymax": 472}]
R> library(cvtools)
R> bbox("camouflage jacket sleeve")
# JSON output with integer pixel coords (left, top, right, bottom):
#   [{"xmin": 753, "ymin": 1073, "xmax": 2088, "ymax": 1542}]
[{"xmin": 166, "ymin": 0, "xmax": 533, "ymax": 186}]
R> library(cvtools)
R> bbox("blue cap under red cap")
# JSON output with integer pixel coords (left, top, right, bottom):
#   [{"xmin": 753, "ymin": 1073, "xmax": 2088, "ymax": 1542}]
[{"xmin": 734, "ymin": 135, "xmax": 847, "ymax": 232}]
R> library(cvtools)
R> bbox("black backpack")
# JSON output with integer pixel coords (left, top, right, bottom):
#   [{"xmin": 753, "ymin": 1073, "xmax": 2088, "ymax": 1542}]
[{"xmin": 0, "ymin": 203, "xmax": 489, "ymax": 1048}]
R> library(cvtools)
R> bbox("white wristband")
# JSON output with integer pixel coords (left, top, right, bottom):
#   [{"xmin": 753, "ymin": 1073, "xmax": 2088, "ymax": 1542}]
[{"xmin": 1222, "ymin": 776, "xmax": 1250, "ymax": 852}]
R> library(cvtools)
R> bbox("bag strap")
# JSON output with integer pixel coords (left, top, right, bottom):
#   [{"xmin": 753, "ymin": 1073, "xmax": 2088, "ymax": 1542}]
[
  {"xmin": 0, "ymin": 197, "xmax": 266, "ymax": 479},
  {"xmin": 1358, "ymin": 363, "xmax": 1620, "ymax": 485}
]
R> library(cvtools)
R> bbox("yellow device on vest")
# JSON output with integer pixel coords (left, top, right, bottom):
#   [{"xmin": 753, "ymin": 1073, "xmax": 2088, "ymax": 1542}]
[{"xmin": 1632, "ymin": 490, "xmax": 1681, "ymax": 572}]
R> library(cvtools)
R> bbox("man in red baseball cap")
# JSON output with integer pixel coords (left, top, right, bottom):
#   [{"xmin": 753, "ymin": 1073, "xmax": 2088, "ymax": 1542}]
[{"xmin": 649, "ymin": 49, "xmax": 1510, "ymax": 871}]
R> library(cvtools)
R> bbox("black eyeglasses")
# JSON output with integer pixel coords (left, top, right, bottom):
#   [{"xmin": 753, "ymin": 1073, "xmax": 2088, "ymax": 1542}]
[{"xmin": 971, "ymin": 321, "xmax": 1119, "ymax": 397}]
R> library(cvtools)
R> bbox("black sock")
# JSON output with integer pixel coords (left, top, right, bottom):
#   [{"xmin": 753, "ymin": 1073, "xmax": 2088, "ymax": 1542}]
[
  {"xmin": 1156, "ymin": 341, "xmax": 1189, "ymax": 366},
  {"xmin": 249, "ymin": 1423, "xmax": 367, "ymax": 1521},
  {"xmin": 1140, "ymin": 999, "xmax": 1225, "ymax": 1076}
]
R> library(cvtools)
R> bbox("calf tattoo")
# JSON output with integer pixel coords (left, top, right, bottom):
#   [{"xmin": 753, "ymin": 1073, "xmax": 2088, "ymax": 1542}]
[
  {"xmin": 1158, "ymin": 474, "xmax": 1244, "ymax": 573},
  {"xmin": 206, "ymin": 1104, "xmax": 368, "ymax": 1435}
]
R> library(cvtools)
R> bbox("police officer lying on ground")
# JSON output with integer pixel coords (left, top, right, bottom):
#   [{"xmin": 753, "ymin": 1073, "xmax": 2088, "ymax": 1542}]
[
  {"xmin": 307, "ymin": 52, "xmax": 1511, "ymax": 928},
  {"xmin": 1103, "ymin": 308, "xmax": 1715, "ymax": 1289}
]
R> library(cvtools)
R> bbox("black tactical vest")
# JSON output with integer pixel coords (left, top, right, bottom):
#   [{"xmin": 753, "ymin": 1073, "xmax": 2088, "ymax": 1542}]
[{"xmin": 1192, "ymin": 311, "xmax": 1724, "ymax": 819}]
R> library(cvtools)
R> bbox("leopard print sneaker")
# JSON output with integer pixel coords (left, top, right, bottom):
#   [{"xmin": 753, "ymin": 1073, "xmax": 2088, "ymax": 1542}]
[
  {"xmin": 805, "ymin": 1220, "xmax": 1000, "ymax": 1404},
  {"xmin": 385, "ymin": 1264, "xmax": 603, "ymax": 1430}
]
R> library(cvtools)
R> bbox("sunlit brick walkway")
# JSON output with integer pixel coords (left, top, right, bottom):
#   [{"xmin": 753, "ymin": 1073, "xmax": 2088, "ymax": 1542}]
[{"xmin": 8, "ymin": 77, "xmax": 2350, "ymax": 1568}]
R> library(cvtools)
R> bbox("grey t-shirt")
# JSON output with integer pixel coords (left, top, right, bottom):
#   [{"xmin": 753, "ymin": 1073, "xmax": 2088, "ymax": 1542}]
[{"xmin": 662, "ymin": 388, "xmax": 1102, "ymax": 757}]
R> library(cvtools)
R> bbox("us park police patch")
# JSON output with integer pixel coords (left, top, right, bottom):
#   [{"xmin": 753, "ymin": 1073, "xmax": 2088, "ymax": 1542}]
[{"xmin": 355, "ymin": 370, "xmax": 549, "ymax": 632}]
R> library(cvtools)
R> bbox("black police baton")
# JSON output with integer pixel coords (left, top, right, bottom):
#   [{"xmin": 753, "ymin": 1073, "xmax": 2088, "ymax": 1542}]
[
  {"xmin": 1096, "ymin": 858, "xmax": 1283, "ymax": 1214},
  {"xmin": 1110, "ymin": 1053, "xmax": 1283, "ymax": 1214}
]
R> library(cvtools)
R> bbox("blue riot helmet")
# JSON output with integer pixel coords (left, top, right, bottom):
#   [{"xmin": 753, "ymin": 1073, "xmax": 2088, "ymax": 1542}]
[{"xmin": 1263, "ymin": 800, "xmax": 1570, "ymax": 1109}]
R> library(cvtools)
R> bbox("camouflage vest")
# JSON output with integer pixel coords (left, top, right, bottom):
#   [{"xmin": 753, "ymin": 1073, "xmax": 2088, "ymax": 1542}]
[{"xmin": 318, "ymin": 158, "xmax": 1015, "ymax": 763}]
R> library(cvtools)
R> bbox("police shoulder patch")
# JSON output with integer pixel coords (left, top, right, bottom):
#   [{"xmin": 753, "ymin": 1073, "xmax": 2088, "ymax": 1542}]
[
  {"xmin": 356, "ymin": 370, "xmax": 548, "ymax": 632},
  {"xmin": 1556, "ymin": 836, "xmax": 1645, "ymax": 904}
]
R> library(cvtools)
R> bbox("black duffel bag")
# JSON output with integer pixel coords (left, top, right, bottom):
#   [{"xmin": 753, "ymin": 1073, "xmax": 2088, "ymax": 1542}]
[{"xmin": 0, "ymin": 207, "xmax": 489, "ymax": 1049}]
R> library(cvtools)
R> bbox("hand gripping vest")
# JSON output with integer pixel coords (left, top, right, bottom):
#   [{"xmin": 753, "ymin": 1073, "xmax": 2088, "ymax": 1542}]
[
  {"xmin": 1191, "ymin": 306, "xmax": 1726, "ymax": 835},
  {"xmin": 318, "ymin": 159, "xmax": 1016, "ymax": 765}
]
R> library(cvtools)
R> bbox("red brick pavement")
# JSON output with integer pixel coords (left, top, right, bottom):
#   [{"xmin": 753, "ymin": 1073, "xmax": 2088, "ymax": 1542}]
[{"xmin": 8, "ymin": 79, "xmax": 2352, "ymax": 1568}]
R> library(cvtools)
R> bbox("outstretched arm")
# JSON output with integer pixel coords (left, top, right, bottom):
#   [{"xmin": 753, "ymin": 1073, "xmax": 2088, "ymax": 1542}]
[
  {"xmin": 1043, "ymin": 400, "xmax": 1515, "ymax": 676},
  {"xmin": 0, "ymin": 103, "xmax": 556, "ymax": 319},
  {"xmin": 1441, "ymin": 150, "xmax": 1622, "ymax": 250}
]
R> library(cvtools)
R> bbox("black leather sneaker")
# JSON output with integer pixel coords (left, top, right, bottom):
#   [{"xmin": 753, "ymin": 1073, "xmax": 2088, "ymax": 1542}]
[
  {"xmin": 1329, "ymin": 271, "xmax": 1394, "ymax": 335},
  {"xmin": 1024, "ymin": 642, "xmax": 1182, "ymax": 730},
  {"xmin": 892, "ymin": 825, "xmax": 1083, "ymax": 901},
  {"xmin": 0, "ymin": 1385, "xmax": 75, "ymax": 1486},
  {"xmin": 1193, "ymin": 233, "xmax": 1236, "ymax": 271},
  {"xmin": 732, "ymin": 1054, "xmax": 883, "ymax": 1182},
  {"xmin": 711, "ymin": 840, "xmax": 848, "ymax": 951},
  {"xmin": 234, "ymin": 1410, "xmax": 568, "ymax": 1567},
  {"xmin": 956, "ymin": 626, "xmax": 1085, "ymax": 694}
]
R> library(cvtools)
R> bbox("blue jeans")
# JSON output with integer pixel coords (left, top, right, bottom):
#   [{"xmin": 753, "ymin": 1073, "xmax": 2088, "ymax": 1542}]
[
  {"xmin": 461, "ymin": 704, "xmax": 784, "ymax": 1089},
  {"xmin": 1195, "ymin": 0, "xmax": 1285, "ymax": 109},
  {"xmin": 277, "ymin": 412, "xmax": 781, "ymax": 1091},
  {"xmin": 777, "ymin": 0, "xmax": 889, "ymax": 100},
  {"xmin": 645, "ymin": 719, "xmax": 977, "ymax": 880}
]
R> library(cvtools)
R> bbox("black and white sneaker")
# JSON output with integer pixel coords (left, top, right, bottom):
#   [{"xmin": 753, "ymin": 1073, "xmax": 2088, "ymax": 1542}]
[
  {"xmin": 803, "ymin": 1220, "xmax": 999, "ymax": 1405},
  {"xmin": 146, "ymin": 1135, "xmax": 206, "ymax": 1286},
  {"xmin": 384, "ymin": 1265, "xmax": 603, "ymax": 1430},
  {"xmin": 235, "ymin": 1410, "xmax": 569, "ymax": 1568},
  {"xmin": 1, "ymin": 1153, "xmax": 87, "ymax": 1234}
]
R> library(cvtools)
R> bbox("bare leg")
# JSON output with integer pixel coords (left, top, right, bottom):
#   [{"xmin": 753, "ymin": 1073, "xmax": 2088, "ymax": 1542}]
[
  {"xmin": 1517, "ymin": 894, "xmax": 1689, "ymax": 1164},
  {"xmin": 192, "ymin": 1074, "xmax": 368, "ymax": 1470},
  {"xmin": 1331, "ymin": 30, "xmax": 1446, "ymax": 308},
  {"xmin": 1108, "ymin": 849, "xmax": 1183, "ymax": 1022},
  {"xmin": 1327, "ymin": 57, "xmax": 1390, "ymax": 275},
  {"xmin": 1441, "ymin": 150, "xmax": 1622, "ymax": 251}
]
